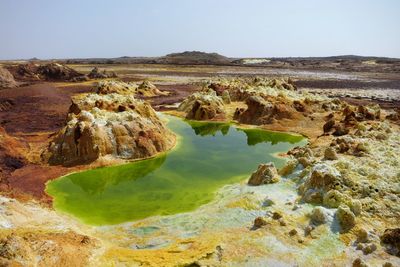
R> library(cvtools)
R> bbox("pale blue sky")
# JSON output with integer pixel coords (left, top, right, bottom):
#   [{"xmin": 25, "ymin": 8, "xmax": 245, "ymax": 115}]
[{"xmin": 0, "ymin": 0, "xmax": 399, "ymax": 59}]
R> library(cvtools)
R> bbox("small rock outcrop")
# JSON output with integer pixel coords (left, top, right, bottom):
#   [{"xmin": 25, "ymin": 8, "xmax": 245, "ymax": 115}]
[
  {"xmin": 43, "ymin": 93, "xmax": 175, "ymax": 166},
  {"xmin": 178, "ymin": 90, "xmax": 226, "ymax": 120},
  {"xmin": 248, "ymin": 163, "xmax": 280, "ymax": 185},
  {"xmin": 87, "ymin": 67, "xmax": 117, "ymax": 79},
  {"xmin": 7, "ymin": 63, "xmax": 84, "ymax": 81},
  {"xmin": 335, "ymin": 205, "xmax": 356, "ymax": 232},
  {"xmin": 253, "ymin": 217, "xmax": 268, "ymax": 228},
  {"xmin": 38, "ymin": 63, "xmax": 84, "ymax": 81},
  {"xmin": 0, "ymin": 66, "xmax": 17, "ymax": 88},
  {"xmin": 137, "ymin": 80, "xmax": 168, "ymax": 97},
  {"xmin": 96, "ymin": 80, "xmax": 137, "ymax": 95},
  {"xmin": 324, "ymin": 147, "xmax": 338, "ymax": 160},
  {"xmin": 96, "ymin": 80, "xmax": 167, "ymax": 97},
  {"xmin": 380, "ymin": 228, "xmax": 400, "ymax": 256},
  {"xmin": 310, "ymin": 206, "xmax": 327, "ymax": 225},
  {"xmin": 235, "ymin": 96, "xmax": 296, "ymax": 125},
  {"xmin": 300, "ymin": 163, "xmax": 341, "ymax": 204}
]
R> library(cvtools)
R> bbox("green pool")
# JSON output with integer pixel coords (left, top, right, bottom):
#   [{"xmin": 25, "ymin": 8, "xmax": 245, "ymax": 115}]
[{"xmin": 46, "ymin": 116, "xmax": 306, "ymax": 225}]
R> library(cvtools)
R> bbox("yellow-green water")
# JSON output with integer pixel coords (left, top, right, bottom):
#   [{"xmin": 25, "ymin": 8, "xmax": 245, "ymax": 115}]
[{"xmin": 46, "ymin": 116, "xmax": 306, "ymax": 225}]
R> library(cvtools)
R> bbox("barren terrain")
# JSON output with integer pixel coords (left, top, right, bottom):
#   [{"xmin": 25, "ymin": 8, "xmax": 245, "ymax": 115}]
[{"xmin": 0, "ymin": 56, "xmax": 399, "ymax": 266}]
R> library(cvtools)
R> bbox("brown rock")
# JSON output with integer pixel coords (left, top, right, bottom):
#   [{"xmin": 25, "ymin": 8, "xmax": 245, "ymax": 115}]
[
  {"xmin": 137, "ymin": 80, "xmax": 168, "ymax": 97},
  {"xmin": 272, "ymin": 211, "xmax": 283, "ymax": 220},
  {"xmin": 323, "ymin": 119, "xmax": 335, "ymax": 133},
  {"xmin": 96, "ymin": 80, "xmax": 136, "ymax": 95},
  {"xmin": 37, "ymin": 63, "xmax": 84, "ymax": 81},
  {"xmin": 208, "ymin": 83, "xmax": 230, "ymax": 96},
  {"xmin": 336, "ymin": 205, "xmax": 356, "ymax": 232},
  {"xmin": 178, "ymin": 90, "xmax": 226, "ymax": 121},
  {"xmin": 235, "ymin": 96, "xmax": 296, "ymax": 125},
  {"xmin": 43, "ymin": 93, "xmax": 175, "ymax": 166},
  {"xmin": 88, "ymin": 67, "xmax": 117, "ymax": 79},
  {"xmin": 7, "ymin": 62, "xmax": 84, "ymax": 82},
  {"xmin": 293, "ymin": 100, "xmax": 305, "ymax": 112},
  {"xmin": 380, "ymin": 228, "xmax": 400, "ymax": 256},
  {"xmin": 324, "ymin": 147, "xmax": 338, "ymax": 160},
  {"xmin": 0, "ymin": 66, "xmax": 17, "ymax": 88},
  {"xmin": 352, "ymin": 258, "xmax": 368, "ymax": 267},
  {"xmin": 248, "ymin": 163, "xmax": 280, "ymax": 185},
  {"xmin": 357, "ymin": 105, "xmax": 380, "ymax": 120},
  {"xmin": 333, "ymin": 124, "xmax": 350, "ymax": 136},
  {"xmin": 253, "ymin": 217, "xmax": 267, "ymax": 228},
  {"xmin": 289, "ymin": 229, "xmax": 298, "ymax": 236},
  {"xmin": 310, "ymin": 207, "xmax": 327, "ymax": 225},
  {"xmin": 362, "ymin": 243, "xmax": 377, "ymax": 255}
]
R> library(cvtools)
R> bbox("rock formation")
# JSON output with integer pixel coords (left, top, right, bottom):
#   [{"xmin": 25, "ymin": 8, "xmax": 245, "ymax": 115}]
[
  {"xmin": 96, "ymin": 80, "xmax": 137, "ymax": 95},
  {"xmin": 381, "ymin": 228, "xmax": 400, "ymax": 256},
  {"xmin": 96, "ymin": 80, "xmax": 167, "ymax": 97},
  {"xmin": 87, "ymin": 67, "xmax": 117, "ymax": 79},
  {"xmin": 137, "ymin": 80, "xmax": 168, "ymax": 97},
  {"xmin": 310, "ymin": 206, "xmax": 327, "ymax": 225},
  {"xmin": 0, "ymin": 66, "xmax": 17, "ymax": 88},
  {"xmin": 335, "ymin": 205, "xmax": 356, "ymax": 232},
  {"xmin": 235, "ymin": 95, "xmax": 296, "ymax": 125},
  {"xmin": 299, "ymin": 163, "xmax": 342, "ymax": 204},
  {"xmin": 43, "ymin": 93, "xmax": 175, "ymax": 166},
  {"xmin": 248, "ymin": 163, "xmax": 280, "ymax": 185},
  {"xmin": 6, "ymin": 63, "xmax": 84, "ymax": 82},
  {"xmin": 178, "ymin": 90, "xmax": 226, "ymax": 120}
]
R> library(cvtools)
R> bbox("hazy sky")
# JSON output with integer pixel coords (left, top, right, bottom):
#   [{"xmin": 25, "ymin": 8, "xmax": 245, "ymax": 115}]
[{"xmin": 1, "ymin": 0, "xmax": 399, "ymax": 59}]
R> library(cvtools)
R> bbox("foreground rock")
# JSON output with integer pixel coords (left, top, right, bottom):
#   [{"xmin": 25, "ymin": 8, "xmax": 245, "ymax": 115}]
[
  {"xmin": 0, "ymin": 66, "xmax": 17, "ymax": 88},
  {"xmin": 335, "ymin": 205, "xmax": 356, "ymax": 232},
  {"xmin": 248, "ymin": 163, "xmax": 280, "ymax": 185},
  {"xmin": 381, "ymin": 228, "xmax": 400, "ymax": 256},
  {"xmin": 42, "ymin": 93, "xmax": 175, "ymax": 166},
  {"xmin": 178, "ymin": 89, "xmax": 226, "ymax": 120}
]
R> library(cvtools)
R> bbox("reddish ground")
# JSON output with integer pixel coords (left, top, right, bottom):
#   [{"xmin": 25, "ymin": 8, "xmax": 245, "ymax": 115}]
[{"xmin": 0, "ymin": 81, "xmax": 197, "ymax": 202}]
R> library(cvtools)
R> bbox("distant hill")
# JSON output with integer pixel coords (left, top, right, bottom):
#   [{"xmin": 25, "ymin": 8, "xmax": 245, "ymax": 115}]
[
  {"xmin": 156, "ymin": 51, "xmax": 231, "ymax": 65},
  {"xmin": 3, "ymin": 52, "xmax": 398, "ymax": 73}
]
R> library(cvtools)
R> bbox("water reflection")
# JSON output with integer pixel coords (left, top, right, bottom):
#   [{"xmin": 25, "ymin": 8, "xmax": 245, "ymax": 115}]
[
  {"xmin": 238, "ymin": 128, "xmax": 304, "ymax": 145},
  {"xmin": 187, "ymin": 120, "xmax": 230, "ymax": 136},
  {"xmin": 47, "ymin": 115, "xmax": 306, "ymax": 225},
  {"xmin": 70, "ymin": 155, "xmax": 166, "ymax": 195}
]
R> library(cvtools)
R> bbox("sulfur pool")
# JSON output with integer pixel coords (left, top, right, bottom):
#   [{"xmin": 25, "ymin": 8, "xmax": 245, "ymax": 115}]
[{"xmin": 46, "ymin": 115, "xmax": 306, "ymax": 225}]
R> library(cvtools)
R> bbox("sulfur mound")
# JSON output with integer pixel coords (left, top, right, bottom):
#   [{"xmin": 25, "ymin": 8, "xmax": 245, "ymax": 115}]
[
  {"xmin": 248, "ymin": 162, "xmax": 280, "ymax": 185},
  {"xmin": 96, "ymin": 80, "xmax": 167, "ymax": 97},
  {"xmin": 235, "ymin": 95, "xmax": 297, "ymax": 125},
  {"xmin": 42, "ymin": 93, "xmax": 175, "ymax": 166},
  {"xmin": 137, "ymin": 80, "xmax": 168, "ymax": 97},
  {"xmin": 178, "ymin": 89, "xmax": 226, "ymax": 120},
  {"xmin": 336, "ymin": 205, "xmax": 356, "ymax": 232},
  {"xmin": 96, "ymin": 80, "xmax": 137, "ymax": 95}
]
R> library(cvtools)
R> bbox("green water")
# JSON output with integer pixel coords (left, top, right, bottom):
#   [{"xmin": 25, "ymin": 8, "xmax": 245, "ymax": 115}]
[{"xmin": 46, "ymin": 116, "xmax": 306, "ymax": 225}]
